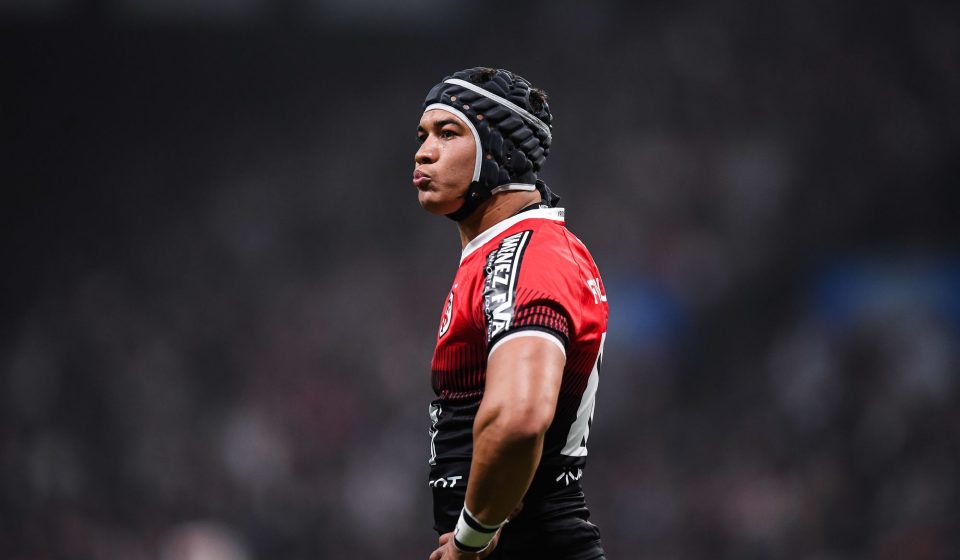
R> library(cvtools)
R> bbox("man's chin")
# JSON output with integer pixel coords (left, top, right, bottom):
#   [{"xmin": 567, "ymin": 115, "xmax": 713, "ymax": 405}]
[{"xmin": 419, "ymin": 195, "xmax": 462, "ymax": 216}]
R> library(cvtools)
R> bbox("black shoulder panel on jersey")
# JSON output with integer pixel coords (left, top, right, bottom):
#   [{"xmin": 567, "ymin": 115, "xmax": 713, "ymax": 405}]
[{"xmin": 482, "ymin": 230, "xmax": 533, "ymax": 342}]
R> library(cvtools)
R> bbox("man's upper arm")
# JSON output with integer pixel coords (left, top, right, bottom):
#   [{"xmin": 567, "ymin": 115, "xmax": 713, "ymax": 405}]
[{"xmin": 482, "ymin": 334, "xmax": 565, "ymax": 431}]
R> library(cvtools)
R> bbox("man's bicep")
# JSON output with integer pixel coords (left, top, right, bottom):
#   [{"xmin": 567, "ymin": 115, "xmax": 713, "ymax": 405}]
[{"xmin": 484, "ymin": 333, "xmax": 565, "ymax": 415}]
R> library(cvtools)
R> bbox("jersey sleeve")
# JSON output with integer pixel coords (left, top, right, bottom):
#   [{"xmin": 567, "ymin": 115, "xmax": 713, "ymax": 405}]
[{"xmin": 481, "ymin": 228, "xmax": 578, "ymax": 353}]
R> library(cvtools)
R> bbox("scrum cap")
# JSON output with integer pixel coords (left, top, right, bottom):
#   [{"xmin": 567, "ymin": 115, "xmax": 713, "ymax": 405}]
[{"xmin": 422, "ymin": 67, "xmax": 559, "ymax": 221}]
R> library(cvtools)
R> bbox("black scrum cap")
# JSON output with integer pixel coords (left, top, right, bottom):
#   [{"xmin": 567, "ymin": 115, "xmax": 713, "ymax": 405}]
[{"xmin": 422, "ymin": 67, "xmax": 559, "ymax": 221}]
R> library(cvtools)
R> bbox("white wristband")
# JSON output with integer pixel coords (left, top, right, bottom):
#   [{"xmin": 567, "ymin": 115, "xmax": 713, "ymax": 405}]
[{"xmin": 452, "ymin": 506, "xmax": 506, "ymax": 553}]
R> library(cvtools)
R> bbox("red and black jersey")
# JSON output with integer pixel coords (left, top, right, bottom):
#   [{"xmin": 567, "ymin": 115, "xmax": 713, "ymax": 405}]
[{"xmin": 428, "ymin": 206, "xmax": 608, "ymax": 543}]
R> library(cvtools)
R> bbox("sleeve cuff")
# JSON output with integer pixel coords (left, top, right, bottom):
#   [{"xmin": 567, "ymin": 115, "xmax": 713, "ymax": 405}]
[{"xmin": 488, "ymin": 328, "xmax": 567, "ymax": 358}]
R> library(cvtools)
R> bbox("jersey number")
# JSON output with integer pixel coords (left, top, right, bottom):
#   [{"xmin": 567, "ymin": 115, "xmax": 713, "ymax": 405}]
[{"xmin": 560, "ymin": 333, "xmax": 605, "ymax": 457}]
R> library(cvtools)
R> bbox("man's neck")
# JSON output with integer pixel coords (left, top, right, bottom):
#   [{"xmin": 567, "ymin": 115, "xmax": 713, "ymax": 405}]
[{"xmin": 457, "ymin": 190, "xmax": 543, "ymax": 249}]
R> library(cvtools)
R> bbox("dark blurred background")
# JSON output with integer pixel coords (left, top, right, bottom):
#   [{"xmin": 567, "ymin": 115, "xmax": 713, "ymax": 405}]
[{"xmin": 3, "ymin": 1, "xmax": 959, "ymax": 558}]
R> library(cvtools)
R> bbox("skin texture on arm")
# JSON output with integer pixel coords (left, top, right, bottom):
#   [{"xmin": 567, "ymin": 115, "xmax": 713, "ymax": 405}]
[{"xmin": 467, "ymin": 334, "xmax": 565, "ymax": 525}]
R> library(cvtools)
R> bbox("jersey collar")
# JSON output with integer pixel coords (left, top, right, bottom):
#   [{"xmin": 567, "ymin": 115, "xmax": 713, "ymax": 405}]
[{"xmin": 460, "ymin": 207, "xmax": 566, "ymax": 264}]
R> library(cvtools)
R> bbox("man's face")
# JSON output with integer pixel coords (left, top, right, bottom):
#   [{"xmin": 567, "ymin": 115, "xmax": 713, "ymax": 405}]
[{"xmin": 414, "ymin": 109, "xmax": 476, "ymax": 215}]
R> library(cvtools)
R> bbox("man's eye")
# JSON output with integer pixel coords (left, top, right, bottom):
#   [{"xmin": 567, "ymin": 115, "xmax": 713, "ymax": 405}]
[
  {"xmin": 440, "ymin": 130, "xmax": 456, "ymax": 139},
  {"xmin": 416, "ymin": 134, "xmax": 426, "ymax": 144}
]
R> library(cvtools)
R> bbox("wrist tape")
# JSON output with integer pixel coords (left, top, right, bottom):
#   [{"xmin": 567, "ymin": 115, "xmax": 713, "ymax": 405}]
[{"xmin": 452, "ymin": 506, "xmax": 506, "ymax": 553}]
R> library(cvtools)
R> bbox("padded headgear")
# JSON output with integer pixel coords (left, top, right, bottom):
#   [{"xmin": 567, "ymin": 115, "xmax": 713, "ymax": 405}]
[{"xmin": 422, "ymin": 67, "xmax": 559, "ymax": 221}]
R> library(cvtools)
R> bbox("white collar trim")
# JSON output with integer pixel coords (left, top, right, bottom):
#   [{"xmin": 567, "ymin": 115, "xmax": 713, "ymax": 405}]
[{"xmin": 460, "ymin": 207, "xmax": 565, "ymax": 264}]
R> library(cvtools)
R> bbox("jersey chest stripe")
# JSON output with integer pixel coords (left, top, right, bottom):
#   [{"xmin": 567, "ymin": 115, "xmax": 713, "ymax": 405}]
[{"xmin": 506, "ymin": 231, "xmax": 531, "ymax": 322}]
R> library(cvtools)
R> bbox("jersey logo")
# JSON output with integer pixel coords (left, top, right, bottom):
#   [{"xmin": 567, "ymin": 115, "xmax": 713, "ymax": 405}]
[
  {"xmin": 438, "ymin": 290, "xmax": 454, "ymax": 338},
  {"xmin": 556, "ymin": 467, "xmax": 583, "ymax": 486},
  {"xmin": 483, "ymin": 230, "xmax": 532, "ymax": 342},
  {"xmin": 428, "ymin": 475, "xmax": 463, "ymax": 488}
]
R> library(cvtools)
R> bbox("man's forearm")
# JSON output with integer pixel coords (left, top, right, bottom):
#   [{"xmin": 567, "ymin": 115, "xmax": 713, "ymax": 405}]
[
  {"xmin": 464, "ymin": 410, "xmax": 546, "ymax": 525},
  {"xmin": 461, "ymin": 335, "xmax": 565, "ymax": 529}
]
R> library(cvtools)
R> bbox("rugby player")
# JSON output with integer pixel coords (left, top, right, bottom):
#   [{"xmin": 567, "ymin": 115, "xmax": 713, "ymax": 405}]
[{"xmin": 415, "ymin": 67, "xmax": 608, "ymax": 560}]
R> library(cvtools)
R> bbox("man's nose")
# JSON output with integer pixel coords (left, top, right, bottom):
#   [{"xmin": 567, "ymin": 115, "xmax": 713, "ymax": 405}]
[{"xmin": 415, "ymin": 137, "xmax": 436, "ymax": 164}]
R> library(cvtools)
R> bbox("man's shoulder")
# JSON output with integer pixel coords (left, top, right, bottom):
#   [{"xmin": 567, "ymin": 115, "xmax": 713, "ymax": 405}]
[{"xmin": 511, "ymin": 213, "xmax": 594, "ymax": 267}]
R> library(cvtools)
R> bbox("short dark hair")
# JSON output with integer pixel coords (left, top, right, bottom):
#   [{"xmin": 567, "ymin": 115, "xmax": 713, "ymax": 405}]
[{"xmin": 457, "ymin": 67, "xmax": 551, "ymax": 126}]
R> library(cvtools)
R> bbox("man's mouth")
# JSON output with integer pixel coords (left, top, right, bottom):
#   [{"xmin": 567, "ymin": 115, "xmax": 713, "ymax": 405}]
[{"xmin": 413, "ymin": 169, "xmax": 431, "ymax": 189}]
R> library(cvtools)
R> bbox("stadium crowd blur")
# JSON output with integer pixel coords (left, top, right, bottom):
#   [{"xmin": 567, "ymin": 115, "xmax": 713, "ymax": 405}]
[{"xmin": 3, "ymin": 1, "xmax": 958, "ymax": 558}]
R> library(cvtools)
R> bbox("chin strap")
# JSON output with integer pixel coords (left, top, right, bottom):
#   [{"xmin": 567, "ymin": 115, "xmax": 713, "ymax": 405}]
[
  {"xmin": 445, "ymin": 180, "xmax": 561, "ymax": 222},
  {"xmin": 444, "ymin": 181, "xmax": 491, "ymax": 222}
]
